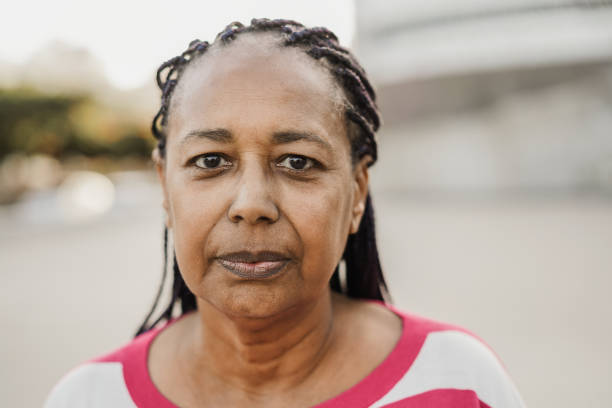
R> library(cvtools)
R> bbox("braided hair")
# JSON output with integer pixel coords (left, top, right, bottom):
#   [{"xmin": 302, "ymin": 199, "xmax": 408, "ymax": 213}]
[{"xmin": 137, "ymin": 18, "xmax": 387, "ymax": 335}]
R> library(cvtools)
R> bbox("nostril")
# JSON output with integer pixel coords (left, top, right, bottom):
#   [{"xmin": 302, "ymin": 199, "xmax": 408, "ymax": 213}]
[
  {"xmin": 257, "ymin": 214, "xmax": 274, "ymax": 224},
  {"xmin": 227, "ymin": 199, "xmax": 280, "ymax": 225}
]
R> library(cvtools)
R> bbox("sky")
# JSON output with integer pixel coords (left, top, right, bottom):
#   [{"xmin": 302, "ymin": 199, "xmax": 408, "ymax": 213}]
[{"xmin": 2, "ymin": 0, "xmax": 355, "ymax": 89}]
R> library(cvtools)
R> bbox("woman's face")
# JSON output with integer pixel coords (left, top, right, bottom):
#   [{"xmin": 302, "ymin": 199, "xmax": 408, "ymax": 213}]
[{"xmin": 156, "ymin": 36, "xmax": 369, "ymax": 318}]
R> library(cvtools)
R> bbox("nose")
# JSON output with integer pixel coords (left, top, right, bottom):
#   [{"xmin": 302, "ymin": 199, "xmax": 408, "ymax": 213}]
[{"xmin": 227, "ymin": 164, "xmax": 279, "ymax": 225}]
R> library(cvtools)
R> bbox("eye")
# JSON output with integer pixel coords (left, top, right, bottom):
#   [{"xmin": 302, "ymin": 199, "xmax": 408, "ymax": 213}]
[
  {"xmin": 194, "ymin": 154, "xmax": 230, "ymax": 169},
  {"xmin": 277, "ymin": 155, "xmax": 316, "ymax": 171}
]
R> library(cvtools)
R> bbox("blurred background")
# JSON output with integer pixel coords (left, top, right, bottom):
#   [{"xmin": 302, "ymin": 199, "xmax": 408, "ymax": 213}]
[{"xmin": 1, "ymin": 1, "xmax": 611, "ymax": 406}]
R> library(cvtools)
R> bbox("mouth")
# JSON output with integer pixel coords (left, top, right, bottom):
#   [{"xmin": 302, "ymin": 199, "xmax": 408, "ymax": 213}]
[{"xmin": 216, "ymin": 251, "xmax": 291, "ymax": 279}]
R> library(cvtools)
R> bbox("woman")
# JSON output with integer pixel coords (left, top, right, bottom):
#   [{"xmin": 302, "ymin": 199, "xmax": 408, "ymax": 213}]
[{"xmin": 45, "ymin": 19, "xmax": 525, "ymax": 408}]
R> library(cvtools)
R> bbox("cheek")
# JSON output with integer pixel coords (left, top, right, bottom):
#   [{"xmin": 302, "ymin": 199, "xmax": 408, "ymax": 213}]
[
  {"xmin": 166, "ymin": 175, "xmax": 228, "ymax": 285},
  {"xmin": 280, "ymin": 177, "xmax": 353, "ymax": 283}
]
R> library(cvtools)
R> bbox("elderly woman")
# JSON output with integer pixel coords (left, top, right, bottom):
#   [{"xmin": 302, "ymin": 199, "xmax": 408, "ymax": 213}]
[{"xmin": 45, "ymin": 19, "xmax": 525, "ymax": 408}]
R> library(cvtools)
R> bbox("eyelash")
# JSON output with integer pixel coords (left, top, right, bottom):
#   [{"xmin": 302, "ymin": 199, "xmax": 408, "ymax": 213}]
[
  {"xmin": 192, "ymin": 153, "xmax": 231, "ymax": 170},
  {"xmin": 276, "ymin": 154, "xmax": 318, "ymax": 172},
  {"xmin": 188, "ymin": 153, "xmax": 321, "ymax": 174}
]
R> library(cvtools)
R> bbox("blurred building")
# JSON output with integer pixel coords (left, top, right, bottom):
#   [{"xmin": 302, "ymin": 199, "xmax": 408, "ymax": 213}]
[{"xmin": 354, "ymin": 0, "xmax": 612, "ymax": 195}]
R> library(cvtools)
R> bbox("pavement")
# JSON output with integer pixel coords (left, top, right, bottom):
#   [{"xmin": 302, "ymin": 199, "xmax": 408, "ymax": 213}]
[{"xmin": 1, "ymin": 171, "xmax": 611, "ymax": 407}]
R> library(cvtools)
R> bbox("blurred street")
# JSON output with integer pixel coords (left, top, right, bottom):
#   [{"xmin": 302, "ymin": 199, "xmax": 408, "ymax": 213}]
[{"xmin": 1, "ymin": 171, "xmax": 611, "ymax": 407}]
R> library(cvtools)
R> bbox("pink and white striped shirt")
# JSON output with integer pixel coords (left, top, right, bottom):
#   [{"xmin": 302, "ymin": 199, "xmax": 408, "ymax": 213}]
[{"xmin": 45, "ymin": 304, "xmax": 525, "ymax": 407}]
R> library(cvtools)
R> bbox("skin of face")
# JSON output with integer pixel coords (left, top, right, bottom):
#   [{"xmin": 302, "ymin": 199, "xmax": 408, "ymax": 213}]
[{"xmin": 154, "ymin": 34, "xmax": 370, "ymax": 320}]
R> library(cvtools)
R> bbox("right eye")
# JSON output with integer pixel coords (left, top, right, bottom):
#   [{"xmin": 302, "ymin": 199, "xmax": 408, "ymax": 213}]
[{"xmin": 194, "ymin": 154, "xmax": 230, "ymax": 169}]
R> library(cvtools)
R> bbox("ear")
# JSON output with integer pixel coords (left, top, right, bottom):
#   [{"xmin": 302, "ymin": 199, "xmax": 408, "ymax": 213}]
[
  {"xmin": 152, "ymin": 148, "xmax": 172, "ymax": 229},
  {"xmin": 349, "ymin": 155, "xmax": 371, "ymax": 234}
]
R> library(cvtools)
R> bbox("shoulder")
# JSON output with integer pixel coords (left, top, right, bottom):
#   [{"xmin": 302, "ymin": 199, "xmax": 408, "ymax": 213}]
[
  {"xmin": 43, "ymin": 330, "xmax": 157, "ymax": 408},
  {"xmin": 375, "ymin": 305, "xmax": 526, "ymax": 408},
  {"xmin": 43, "ymin": 361, "xmax": 137, "ymax": 408}
]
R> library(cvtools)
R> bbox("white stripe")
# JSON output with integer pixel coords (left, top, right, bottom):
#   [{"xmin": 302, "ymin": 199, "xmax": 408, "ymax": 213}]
[
  {"xmin": 371, "ymin": 330, "xmax": 526, "ymax": 408},
  {"xmin": 44, "ymin": 362, "xmax": 137, "ymax": 408}
]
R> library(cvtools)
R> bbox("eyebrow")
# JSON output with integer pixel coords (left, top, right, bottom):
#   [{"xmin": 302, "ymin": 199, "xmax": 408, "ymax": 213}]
[
  {"xmin": 272, "ymin": 131, "xmax": 332, "ymax": 151},
  {"xmin": 181, "ymin": 128, "xmax": 332, "ymax": 151},
  {"xmin": 181, "ymin": 128, "xmax": 232, "ymax": 145}
]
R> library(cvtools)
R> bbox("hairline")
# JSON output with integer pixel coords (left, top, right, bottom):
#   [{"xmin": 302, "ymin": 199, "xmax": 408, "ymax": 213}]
[{"xmin": 163, "ymin": 31, "xmax": 360, "ymax": 166}]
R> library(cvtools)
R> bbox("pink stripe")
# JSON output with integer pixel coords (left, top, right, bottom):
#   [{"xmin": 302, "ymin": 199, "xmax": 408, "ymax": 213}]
[
  {"xmin": 123, "ymin": 327, "xmax": 177, "ymax": 407},
  {"xmin": 96, "ymin": 320, "xmax": 180, "ymax": 407}
]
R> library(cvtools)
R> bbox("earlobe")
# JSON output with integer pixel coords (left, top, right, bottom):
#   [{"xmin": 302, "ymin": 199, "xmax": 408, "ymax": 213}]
[
  {"xmin": 162, "ymin": 198, "xmax": 172, "ymax": 229},
  {"xmin": 350, "ymin": 156, "xmax": 370, "ymax": 234},
  {"xmin": 350, "ymin": 201, "xmax": 365, "ymax": 234},
  {"xmin": 153, "ymin": 148, "xmax": 172, "ymax": 229}
]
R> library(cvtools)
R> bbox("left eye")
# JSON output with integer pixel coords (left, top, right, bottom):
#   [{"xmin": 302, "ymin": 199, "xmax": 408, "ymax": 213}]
[
  {"xmin": 194, "ymin": 154, "xmax": 230, "ymax": 169},
  {"xmin": 277, "ymin": 155, "xmax": 315, "ymax": 171}
]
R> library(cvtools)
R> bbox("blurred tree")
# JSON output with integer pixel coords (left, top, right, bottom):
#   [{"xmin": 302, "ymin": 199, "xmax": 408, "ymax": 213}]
[
  {"xmin": 0, "ymin": 89, "xmax": 83, "ymax": 158},
  {"xmin": 0, "ymin": 88, "xmax": 153, "ymax": 161}
]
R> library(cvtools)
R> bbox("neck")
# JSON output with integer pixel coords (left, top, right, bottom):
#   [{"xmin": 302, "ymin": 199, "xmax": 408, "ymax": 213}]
[{"xmin": 188, "ymin": 290, "xmax": 336, "ymax": 394}]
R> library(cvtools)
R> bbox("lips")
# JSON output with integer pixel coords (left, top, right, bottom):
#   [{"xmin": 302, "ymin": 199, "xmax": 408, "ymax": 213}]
[{"xmin": 216, "ymin": 251, "xmax": 291, "ymax": 279}]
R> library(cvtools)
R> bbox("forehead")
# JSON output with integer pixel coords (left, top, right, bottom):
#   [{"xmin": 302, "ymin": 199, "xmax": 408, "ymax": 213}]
[{"xmin": 167, "ymin": 33, "xmax": 345, "ymax": 141}]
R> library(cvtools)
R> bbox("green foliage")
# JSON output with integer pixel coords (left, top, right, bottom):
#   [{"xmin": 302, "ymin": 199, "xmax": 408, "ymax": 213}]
[{"xmin": 0, "ymin": 89, "xmax": 153, "ymax": 160}]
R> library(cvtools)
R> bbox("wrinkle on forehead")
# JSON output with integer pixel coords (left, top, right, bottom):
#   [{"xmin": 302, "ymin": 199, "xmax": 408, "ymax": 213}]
[{"xmin": 168, "ymin": 32, "xmax": 346, "ymax": 134}]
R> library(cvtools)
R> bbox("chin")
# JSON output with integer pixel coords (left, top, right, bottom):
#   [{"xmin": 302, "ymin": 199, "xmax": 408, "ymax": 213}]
[{"xmin": 209, "ymin": 283, "xmax": 300, "ymax": 320}]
